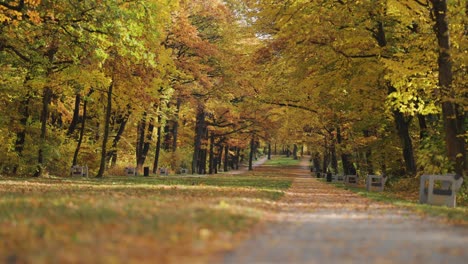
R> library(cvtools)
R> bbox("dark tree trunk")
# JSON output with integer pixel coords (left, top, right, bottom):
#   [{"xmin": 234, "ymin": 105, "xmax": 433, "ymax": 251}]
[
  {"xmin": 217, "ymin": 143, "xmax": 223, "ymax": 172},
  {"xmin": 209, "ymin": 133, "xmax": 215, "ymax": 174},
  {"xmin": 313, "ymin": 152, "xmax": 321, "ymax": 174},
  {"xmin": 172, "ymin": 98, "xmax": 181, "ymax": 152},
  {"xmin": 235, "ymin": 148, "xmax": 241, "ymax": 169},
  {"xmin": 153, "ymin": 119, "xmax": 163, "ymax": 174},
  {"xmin": 67, "ymin": 93, "xmax": 81, "ymax": 136},
  {"xmin": 224, "ymin": 145, "xmax": 229, "ymax": 172},
  {"xmin": 330, "ymin": 137, "xmax": 338, "ymax": 174},
  {"xmin": 136, "ymin": 113, "xmax": 154, "ymax": 173},
  {"xmin": 72, "ymin": 89, "xmax": 94, "ymax": 166},
  {"xmin": 108, "ymin": 111, "xmax": 130, "ymax": 168},
  {"xmin": 192, "ymin": 104, "xmax": 207, "ymax": 174},
  {"xmin": 293, "ymin": 144, "xmax": 298, "ymax": 160},
  {"xmin": 268, "ymin": 143, "xmax": 271, "ymax": 160},
  {"xmin": 36, "ymin": 87, "xmax": 53, "ymax": 176},
  {"xmin": 417, "ymin": 114, "xmax": 428, "ymax": 140},
  {"xmin": 322, "ymin": 137, "xmax": 329, "ymax": 173},
  {"xmin": 337, "ymin": 127, "xmax": 355, "ymax": 175},
  {"xmin": 431, "ymin": 0, "xmax": 466, "ymax": 177},
  {"xmin": 393, "ymin": 110, "xmax": 416, "ymax": 176},
  {"xmin": 249, "ymin": 135, "xmax": 255, "ymax": 171},
  {"xmin": 96, "ymin": 82, "xmax": 113, "ymax": 178},
  {"xmin": 13, "ymin": 96, "xmax": 30, "ymax": 174}
]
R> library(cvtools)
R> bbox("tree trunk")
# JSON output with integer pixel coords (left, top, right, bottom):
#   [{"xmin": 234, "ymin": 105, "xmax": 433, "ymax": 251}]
[
  {"xmin": 36, "ymin": 87, "xmax": 53, "ymax": 176},
  {"xmin": 322, "ymin": 137, "xmax": 329, "ymax": 173},
  {"xmin": 67, "ymin": 93, "xmax": 81, "ymax": 136},
  {"xmin": 431, "ymin": 0, "xmax": 466, "ymax": 177},
  {"xmin": 13, "ymin": 96, "xmax": 30, "ymax": 174},
  {"xmin": 393, "ymin": 110, "xmax": 416, "ymax": 176},
  {"xmin": 417, "ymin": 114, "xmax": 428, "ymax": 140},
  {"xmin": 172, "ymin": 98, "xmax": 181, "ymax": 152},
  {"xmin": 293, "ymin": 144, "xmax": 298, "ymax": 160},
  {"xmin": 96, "ymin": 82, "xmax": 113, "ymax": 178},
  {"xmin": 153, "ymin": 115, "xmax": 163, "ymax": 174},
  {"xmin": 192, "ymin": 104, "xmax": 206, "ymax": 174},
  {"xmin": 108, "ymin": 109, "xmax": 130, "ymax": 168},
  {"xmin": 268, "ymin": 143, "xmax": 271, "ymax": 160},
  {"xmin": 136, "ymin": 113, "xmax": 154, "ymax": 173},
  {"xmin": 248, "ymin": 135, "xmax": 255, "ymax": 171},
  {"xmin": 209, "ymin": 132, "xmax": 215, "ymax": 174},
  {"xmin": 224, "ymin": 145, "xmax": 229, "ymax": 172},
  {"xmin": 72, "ymin": 89, "xmax": 94, "ymax": 166},
  {"xmin": 235, "ymin": 148, "xmax": 241, "ymax": 170}
]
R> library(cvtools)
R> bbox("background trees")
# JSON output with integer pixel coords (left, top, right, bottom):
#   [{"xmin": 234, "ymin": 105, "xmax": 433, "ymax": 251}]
[{"xmin": 0, "ymin": 0, "xmax": 465, "ymax": 179}]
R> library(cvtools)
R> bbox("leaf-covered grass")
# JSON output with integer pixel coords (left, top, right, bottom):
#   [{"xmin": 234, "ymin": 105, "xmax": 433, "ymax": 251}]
[
  {"xmin": 330, "ymin": 182, "xmax": 468, "ymax": 225},
  {"xmin": 0, "ymin": 174, "xmax": 293, "ymax": 263}
]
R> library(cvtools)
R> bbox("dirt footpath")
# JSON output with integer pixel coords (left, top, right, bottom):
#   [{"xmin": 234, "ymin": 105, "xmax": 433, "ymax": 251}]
[{"xmin": 222, "ymin": 157, "xmax": 468, "ymax": 264}]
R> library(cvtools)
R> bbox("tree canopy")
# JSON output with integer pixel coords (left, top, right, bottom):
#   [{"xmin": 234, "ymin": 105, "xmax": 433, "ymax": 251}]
[{"xmin": 0, "ymin": 0, "xmax": 466, "ymax": 178}]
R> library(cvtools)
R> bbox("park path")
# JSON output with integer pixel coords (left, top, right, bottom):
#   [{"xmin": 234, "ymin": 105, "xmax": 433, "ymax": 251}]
[{"xmin": 222, "ymin": 156, "xmax": 468, "ymax": 264}]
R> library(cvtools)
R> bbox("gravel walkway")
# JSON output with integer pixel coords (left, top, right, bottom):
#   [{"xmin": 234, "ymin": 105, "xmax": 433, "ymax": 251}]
[{"xmin": 222, "ymin": 157, "xmax": 468, "ymax": 264}]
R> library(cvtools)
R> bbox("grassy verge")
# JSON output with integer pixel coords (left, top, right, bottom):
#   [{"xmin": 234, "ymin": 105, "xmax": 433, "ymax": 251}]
[
  {"xmin": 263, "ymin": 156, "xmax": 301, "ymax": 166},
  {"xmin": 328, "ymin": 181, "xmax": 468, "ymax": 225},
  {"xmin": 0, "ymin": 174, "xmax": 292, "ymax": 263}
]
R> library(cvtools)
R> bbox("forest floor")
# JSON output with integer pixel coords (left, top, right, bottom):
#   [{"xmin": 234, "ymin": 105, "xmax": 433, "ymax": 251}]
[{"xmin": 220, "ymin": 157, "xmax": 468, "ymax": 264}]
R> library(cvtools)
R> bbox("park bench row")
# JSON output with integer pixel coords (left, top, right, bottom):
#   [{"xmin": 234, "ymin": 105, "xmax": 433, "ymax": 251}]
[
  {"xmin": 70, "ymin": 165, "xmax": 189, "ymax": 177},
  {"xmin": 316, "ymin": 172, "xmax": 463, "ymax": 208}
]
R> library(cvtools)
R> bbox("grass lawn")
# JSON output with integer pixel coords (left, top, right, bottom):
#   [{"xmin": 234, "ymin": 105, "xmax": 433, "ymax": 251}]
[
  {"xmin": 0, "ymin": 173, "xmax": 292, "ymax": 263},
  {"xmin": 263, "ymin": 156, "xmax": 301, "ymax": 167}
]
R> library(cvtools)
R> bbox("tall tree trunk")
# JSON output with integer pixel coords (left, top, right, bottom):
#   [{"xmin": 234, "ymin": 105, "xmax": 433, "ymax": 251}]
[
  {"xmin": 13, "ymin": 96, "xmax": 30, "ymax": 174},
  {"xmin": 417, "ymin": 114, "xmax": 428, "ymax": 140},
  {"xmin": 36, "ymin": 87, "xmax": 53, "ymax": 176},
  {"xmin": 268, "ymin": 143, "xmax": 271, "ymax": 160},
  {"xmin": 293, "ymin": 144, "xmax": 298, "ymax": 160},
  {"xmin": 172, "ymin": 98, "xmax": 181, "ymax": 152},
  {"xmin": 96, "ymin": 82, "xmax": 113, "ymax": 178},
  {"xmin": 248, "ymin": 135, "xmax": 255, "ymax": 171},
  {"xmin": 67, "ymin": 93, "xmax": 81, "ymax": 136},
  {"xmin": 322, "ymin": 137, "xmax": 329, "ymax": 173},
  {"xmin": 224, "ymin": 145, "xmax": 229, "ymax": 172},
  {"xmin": 209, "ymin": 132, "xmax": 215, "ymax": 174},
  {"xmin": 136, "ymin": 113, "xmax": 154, "ymax": 172},
  {"xmin": 337, "ymin": 127, "xmax": 355, "ymax": 175},
  {"xmin": 108, "ymin": 110, "xmax": 130, "ymax": 168},
  {"xmin": 108, "ymin": 111, "xmax": 130, "ymax": 168},
  {"xmin": 235, "ymin": 147, "xmax": 241, "ymax": 170},
  {"xmin": 153, "ymin": 118, "xmax": 163, "ymax": 174},
  {"xmin": 72, "ymin": 89, "xmax": 94, "ymax": 166},
  {"xmin": 192, "ymin": 104, "xmax": 206, "ymax": 174},
  {"xmin": 393, "ymin": 110, "xmax": 416, "ymax": 176},
  {"xmin": 431, "ymin": 0, "xmax": 466, "ymax": 177}
]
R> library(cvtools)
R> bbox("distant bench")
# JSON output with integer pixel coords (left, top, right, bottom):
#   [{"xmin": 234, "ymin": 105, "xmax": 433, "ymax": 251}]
[
  {"xmin": 366, "ymin": 175, "xmax": 386, "ymax": 192},
  {"xmin": 125, "ymin": 167, "xmax": 137, "ymax": 176},
  {"xmin": 332, "ymin": 174, "xmax": 345, "ymax": 183},
  {"xmin": 344, "ymin": 175, "xmax": 358, "ymax": 186},
  {"xmin": 70, "ymin": 165, "xmax": 88, "ymax": 177},
  {"xmin": 419, "ymin": 174, "xmax": 463, "ymax": 208}
]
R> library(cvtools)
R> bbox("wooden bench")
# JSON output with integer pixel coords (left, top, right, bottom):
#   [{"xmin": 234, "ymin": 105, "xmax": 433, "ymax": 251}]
[
  {"xmin": 124, "ymin": 167, "xmax": 137, "ymax": 176},
  {"xmin": 366, "ymin": 175, "xmax": 386, "ymax": 192},
  {"xmin": 419, "ymin": 174, "xmax": 463, "ymax": 208},
  {"xmin": 344, "ymin": 175, "xmax": 358, "ymax": 186},
  {"xmin": 70, "ymin": 165, "xmax": 88, "ymax": 177}
]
